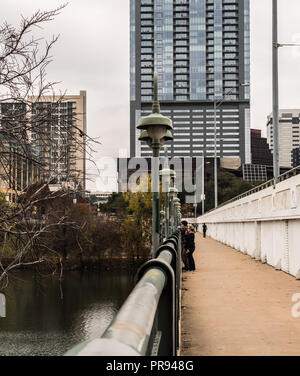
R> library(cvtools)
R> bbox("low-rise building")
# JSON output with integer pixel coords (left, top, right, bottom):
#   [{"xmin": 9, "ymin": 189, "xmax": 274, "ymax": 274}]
[{"xmin": 88, "ymin": 191, "xmax": 112, "ymax": 205}]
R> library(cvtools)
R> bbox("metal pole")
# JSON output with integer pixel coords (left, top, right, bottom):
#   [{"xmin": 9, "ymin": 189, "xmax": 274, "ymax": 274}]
[
  {"xmin": 152, "ymin": 140, "xmax": 160, "ymax": 257},
  {"xmin": 214, "ymin": 99, "xmax": 218, "ymax": 208},
  {"xmin": 202, "ymin": 156, "xmax": 205, "ymax": 215},
  {"xmin": 163, "ymin": 146, "xmax": 170, "ymax": 238},
  {"xmin": 170, "ymin": 196, "xmax": 174, "ymax": 233},
  {"xmin": 273, "ymin": 0, "xmax": 279, "ymax": 184},
  {"xmin": 165, "ymin": 192, "xmax": 169, "ymax": 238}
]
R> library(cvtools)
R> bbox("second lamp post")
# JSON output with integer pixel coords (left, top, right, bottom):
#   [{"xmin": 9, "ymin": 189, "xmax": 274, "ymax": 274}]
[{"xmin": 137, "ymin": 72, "xmax": 173, "ymax": 257}]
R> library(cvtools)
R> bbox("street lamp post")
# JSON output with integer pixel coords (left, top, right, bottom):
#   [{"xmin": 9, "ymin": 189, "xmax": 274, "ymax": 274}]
[
  {"xmin": 272, "ymin": 0, "xmax": 279, "ymax": 184},
  {"xmin": 201, "ymin": 157, "xmax": 205, "ymax": 215},
  {"xmin": 214, "ymin": 99, "xmax": 218, "ymax": 208},
  {"xmin": 173, "ymin": 197, "xmax": 180, "ymax": 228},
  {"xmin": 176, "ymin": 202, "xmax": 181, "ymax": 228},
  {"xmin": 193, "ymin": 193, "xmax": 197, "ymax": 219},
  {"xmin": 270, "ymin": 0, "xmax": 300, "ymax": 184},
  {"xmin": 169, "ymin": 185, "xmax": 178, "ymax": 233},
  {"xmin": 201, "ymin": 194, "xmax": 206, "ymax": 215},
  {"xmin": 164, "ymin": 189, "xmax": 169, "ymax": 239},
  {"xmin": 160, "ymin": 146, "xmax": 173, "ymax": 239},
  {"xmin": 160, "ymin": 210, "xmax": 165, "ymax": 241},
  {"xmin": 168, "ymin": 169, "xmax": 175, "ymax": 235},
  {"xmin": 213, "ymin": 83, "xmax": 250, "ymax": 208},
  {"xmin": 137, "ymin": 72, "xmax": 173, "ymax": 257}
]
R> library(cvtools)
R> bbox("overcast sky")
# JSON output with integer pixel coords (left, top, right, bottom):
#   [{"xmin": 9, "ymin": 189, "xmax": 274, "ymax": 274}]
[{"xmin": 1, "ymin": 0, "xmax": 300, "ymax": 190}]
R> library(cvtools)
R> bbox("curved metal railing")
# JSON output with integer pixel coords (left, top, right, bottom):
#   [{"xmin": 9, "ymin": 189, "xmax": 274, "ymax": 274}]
[{"xmin": 65, "ymin": 230, "xmax": 182, "ymax": 356}]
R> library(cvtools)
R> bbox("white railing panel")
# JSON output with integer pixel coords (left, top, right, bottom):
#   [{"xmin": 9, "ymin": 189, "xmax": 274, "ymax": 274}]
[{"xmin": 288, "ymin": 220, "xmax": 300, "ymax": 277}]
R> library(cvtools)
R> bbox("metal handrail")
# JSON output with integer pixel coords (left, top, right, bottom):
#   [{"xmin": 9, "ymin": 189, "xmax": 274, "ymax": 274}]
[{"xmin": 65, "ymin": 230, "xmax": 181, "ymax": 356}]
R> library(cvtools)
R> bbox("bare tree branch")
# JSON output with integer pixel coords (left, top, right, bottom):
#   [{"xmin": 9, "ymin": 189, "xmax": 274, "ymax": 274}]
[{"xmin": 0, "ymin": 5, "xmax": 100, "ymax": 284}]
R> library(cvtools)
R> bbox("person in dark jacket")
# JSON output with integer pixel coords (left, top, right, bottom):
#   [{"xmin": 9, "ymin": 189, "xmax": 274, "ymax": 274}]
[
  {"xmin": 202, "ymin": 223, "xmax": 207, "ymax": 238},
  {"xmin": 185, "ymin": 226, "xmax": 196, "ymax": 271},
  {"xmin": 180, "ymin": 221, "xmax": 189, "ymax": 270}
]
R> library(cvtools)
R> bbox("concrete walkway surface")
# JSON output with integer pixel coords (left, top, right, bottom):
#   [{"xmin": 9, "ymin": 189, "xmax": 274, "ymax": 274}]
[{"xmin": 181, "ymin": 234, "xmax": 300, "ymax": 356}]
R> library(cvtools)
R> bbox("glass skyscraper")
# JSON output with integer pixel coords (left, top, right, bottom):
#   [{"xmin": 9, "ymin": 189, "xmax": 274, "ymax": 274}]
[{"xmin": 130, "ymin": 0, "xmax": 251, "ymax": 163}]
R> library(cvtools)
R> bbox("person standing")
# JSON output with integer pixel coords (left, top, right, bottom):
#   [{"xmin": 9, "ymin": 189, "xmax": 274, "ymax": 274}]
[
  {"xmin": 202, "ymin": 223, "xmax": 207, "ymax": 238},
  {"xmin": 180, "ymin": 221, "xmax": 189, "ymax": 271},
  {"xmin": 185, "ymin": 226, "xmax": 196, "ymax": 271}
]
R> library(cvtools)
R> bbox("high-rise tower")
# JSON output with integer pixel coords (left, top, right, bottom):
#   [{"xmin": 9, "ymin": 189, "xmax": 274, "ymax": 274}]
[{"xmin": 130, "ymin": 0, "xmax": 250, "ymax": 163}]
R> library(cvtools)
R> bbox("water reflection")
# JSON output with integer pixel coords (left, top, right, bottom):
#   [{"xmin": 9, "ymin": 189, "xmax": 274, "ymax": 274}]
[{"xmin": 0, "ymin": 270, "xmax": 135, "ymax": 356}]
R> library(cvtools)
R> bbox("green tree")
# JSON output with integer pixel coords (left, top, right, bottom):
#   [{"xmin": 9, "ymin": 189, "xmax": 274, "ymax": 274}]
[
  {"xmin": 204, "ymin": 170, "xmax": 261, "ymax": 212},
  {"xmin": 120, "ymin": 177, "xmax": 152, "ymax": 260},
  {"xmin": 102, "ymin": 193, "xmax": 128, "ymax": 215}
]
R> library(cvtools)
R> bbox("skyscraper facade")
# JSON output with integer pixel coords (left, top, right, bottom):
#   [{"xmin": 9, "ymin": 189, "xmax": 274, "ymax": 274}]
[{"xmin": 130, "ymin": 0, "xmax": 250, "ymax": 162}]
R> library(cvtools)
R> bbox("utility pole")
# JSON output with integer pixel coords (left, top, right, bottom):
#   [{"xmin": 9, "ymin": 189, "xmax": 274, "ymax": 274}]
[
  {"xmin": 213, "ymin": 84, "xmax": 249, "ymax": 208},
  {"xmin": 202, "ymin": 157, "xmax": 205, "ymax": 215},
  {"xmin": 272, "ymin": 0, "xmax": 279, "ymax": 184},
  {"xmin": 214, "ymin": 99, "xmax": 218, "ymax": 208}
]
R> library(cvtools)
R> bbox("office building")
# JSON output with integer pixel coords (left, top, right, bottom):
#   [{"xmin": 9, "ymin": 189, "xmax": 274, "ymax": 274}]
[
  {"xmin": 88, "ymin": 191, "xmax": 113, "ymax": 205},
  {"xmin": 267, "ymin": 110, "xmax": 300, "ymax": 168},
  {"xmin": 130, "ymin": 0, "xmax": 250, "ymax": 162},
  {"xmin": 250, "ymin": 129, "xmax": 273, "ymax": 166},
  {"xmin": 30, "ymin": 91, "xmax": 87, "ymax": 192},
  {"xmin": 0, "ymin": 103, "xmax": 41, "ymax": 202},
  {"xmin": 241, "ymin": 129, "xmax": 273, "ymax": 182},
  {"xmin": 292, "ymin": 147, "xmax": 300, "ymax": 168},
  {"xmin": 0, "ymin": 141, "xmax": 41, "ymax": 203}
]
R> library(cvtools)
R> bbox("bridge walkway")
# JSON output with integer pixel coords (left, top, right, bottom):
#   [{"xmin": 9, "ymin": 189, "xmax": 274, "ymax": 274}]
[{"xmin": 181, "ymin": 233, "xmax": 300, "ymax": 356}]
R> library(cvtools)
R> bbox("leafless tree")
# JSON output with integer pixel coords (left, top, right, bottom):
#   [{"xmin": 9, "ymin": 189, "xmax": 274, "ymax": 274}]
[{"xmin": 0, "ymin": 5, "xmax": 96, "ymax": 287}]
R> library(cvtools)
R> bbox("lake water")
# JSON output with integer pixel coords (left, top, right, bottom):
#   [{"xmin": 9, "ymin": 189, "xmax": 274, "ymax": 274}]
[{"xmin": 0, "ymin": 270, "xmax": 135, "ymax": 356}]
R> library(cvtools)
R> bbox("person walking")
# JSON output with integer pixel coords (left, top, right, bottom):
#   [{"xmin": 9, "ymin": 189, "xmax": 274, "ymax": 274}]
[
  {"xmin": 202, "ymin": 223, "xmax": 207, "ymax": 238},
  {"xmin": 185, "ymin": 225, "xmax": 196, "ymax": 271}
]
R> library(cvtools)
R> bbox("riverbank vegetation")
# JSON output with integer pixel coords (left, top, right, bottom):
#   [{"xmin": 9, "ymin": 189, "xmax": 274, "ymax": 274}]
[{"xmin": 0, "ymin": 189, "xmax": 150, "ymax": 279}]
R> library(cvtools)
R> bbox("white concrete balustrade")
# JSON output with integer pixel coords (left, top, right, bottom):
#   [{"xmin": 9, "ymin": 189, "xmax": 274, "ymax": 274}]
[{"xmin": 195, "ymin": 173, "xmax": 300, "ymax": 279}]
